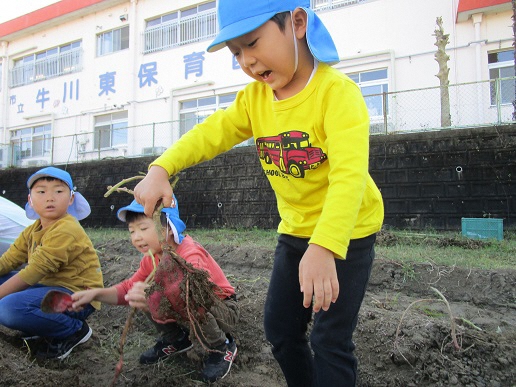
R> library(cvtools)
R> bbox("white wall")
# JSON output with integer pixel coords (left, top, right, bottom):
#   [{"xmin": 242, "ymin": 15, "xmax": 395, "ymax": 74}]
[{"xmin": 0, "ymin": 0, "xmax": 513, "ymax": 166}]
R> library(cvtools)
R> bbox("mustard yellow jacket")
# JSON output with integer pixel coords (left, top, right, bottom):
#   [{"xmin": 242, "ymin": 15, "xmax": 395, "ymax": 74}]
[{"xmin": 0, "ymin": 214, "xmax": 103, "ymax": 309}]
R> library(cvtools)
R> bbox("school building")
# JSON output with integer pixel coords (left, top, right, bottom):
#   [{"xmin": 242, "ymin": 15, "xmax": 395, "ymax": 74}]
[{"xmin": 0, "ymin": 0, "xmax": 513, "ymax": 169}]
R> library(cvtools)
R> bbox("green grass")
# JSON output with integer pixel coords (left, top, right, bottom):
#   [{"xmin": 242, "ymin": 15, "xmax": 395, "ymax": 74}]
[
  {"xmin": 87, "ymin": 227, "xmax": 128, "ymax": 244},
  {"xmin": 86, "ymin": 226, "xmax": 279, "ymax": 249},
  {"xmin": 188, "ymin": 227, "xmax": 279, "ymax": 249},
  {"xmin": 376, "ymin": 244, "xmax": 515, "ymax": 270},
  {"xmin": 375, "ymin": 231, "xmax": 515, "ymax": 270},
  {"xmin": 85, "ymin": 227, "xmax": 516, "ymax": 271},
  {"xmin": 416, "ymin": 306, "xmax": 446, "ymax": 318}
]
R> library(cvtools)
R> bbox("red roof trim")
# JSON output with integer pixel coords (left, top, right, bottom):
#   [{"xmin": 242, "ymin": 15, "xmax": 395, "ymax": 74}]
[
  {"xmin": 458, "ymin": 0, "xmax": 510, "ymax": 13},
  {"xmin": 0, "ymin": 0, "xmax": 106, "ymax": 38},
  {"xmin": 456, "ymin": 0, "xmax": 511, "ymax": 22}
]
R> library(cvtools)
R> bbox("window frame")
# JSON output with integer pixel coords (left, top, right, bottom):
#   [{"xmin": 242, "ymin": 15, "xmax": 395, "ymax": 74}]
[
  {"xmin": 179, "ymin": 93, "xmax": 235, "ymax": 136},
  {"xmin": 10, "ymin": 124, "xmax": 52, "ymax": 162},
  {"xmin": 97, "ymin": 26, "xmax": 130, "ymax": 57},
  {"xmin": 348, "ymin": 68, "xmax": 389, "ymax": 119},
  {"xmin": 10, "ymin": 41, "xmax": 82, "ymax": 87},
  {"xmin": 143, "ymin": 1, "xmax": 216, "ymax": 54},
  {"xmin": 311, "ymin": 0, "xmax": 369, "ymax": 11},
  {"xmin": 179, "ymin": 93, "xmax": 254, "ymax": 146},
  {"xmin": 488, "ymin": 49, "xmax": 515, "ymax": 106},
  {"xmin": 93, "ymin": 111, "xmax": 128, "ymax": 150}
]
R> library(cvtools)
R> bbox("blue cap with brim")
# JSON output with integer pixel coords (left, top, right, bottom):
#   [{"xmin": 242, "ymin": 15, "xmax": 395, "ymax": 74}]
[
  {"xmin": 207, "ymin": 0, "xmax": 339, "ymax": 65},
  {"xmin": 117, "ymin": 197, "xmax": 186, "ymax": 244},
  {"xmin": 25, "ymin": 167, "xmax": 91, "ymax": 221}
]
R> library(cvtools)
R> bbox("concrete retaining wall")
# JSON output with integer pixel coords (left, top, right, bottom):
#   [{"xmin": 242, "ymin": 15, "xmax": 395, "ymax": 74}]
[{"xmin": 0, "ymin": 125, "xmax": 513, "ymax": 232}]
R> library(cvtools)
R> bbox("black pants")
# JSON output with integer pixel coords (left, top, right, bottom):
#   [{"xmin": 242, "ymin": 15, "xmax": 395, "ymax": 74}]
[{"xmin": 264, "ymin": 233, "xmax": 376, "ymax": 387}]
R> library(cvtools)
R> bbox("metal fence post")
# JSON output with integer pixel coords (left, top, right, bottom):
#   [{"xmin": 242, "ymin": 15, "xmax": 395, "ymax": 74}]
[
  {"xmin": 97, "ymin": 130, "xmax": 101, "ymax": 161},
  {"xmin": 495, "ymin": 78, "xmax": 502, "ymax": 124},
  {"xmin": 152, "ymin": 122, "xmax": 155, "ymax": 149},
  {"xmin": 382, "ymin": 91, "xmax": 388, "ymax": 134},
  {"xmin": 9, "ymin": 143, "xmax": 14, "ymax": 167},
  {"xmin": 51, "ymin": 136, "xmax": 55, "ymax": 165}
]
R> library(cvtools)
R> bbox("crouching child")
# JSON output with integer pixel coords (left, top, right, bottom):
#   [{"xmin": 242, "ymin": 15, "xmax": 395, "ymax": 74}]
[{"xmin": 71, "ymin": 197, "xmax": 239, "ymax": 383}]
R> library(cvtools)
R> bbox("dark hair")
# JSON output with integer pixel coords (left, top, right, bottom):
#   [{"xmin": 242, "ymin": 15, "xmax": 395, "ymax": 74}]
[
  {"xmin": 270, "ymin": 11, "xmax": 289, "ymax": 32},
  {"xmin": 125, "ymin": 211, "xmax": 147, "ymax": 224},
  {"xmin": 159, "ymin": 213, "xmax": 168, "ymax": 227},
  {"xmin": 125, "ymin": 211, "xmax": 168, "ymax": 228},
  {"xmin": 30, "ymin": 176, "xmax": 65, "ymax": 190}
]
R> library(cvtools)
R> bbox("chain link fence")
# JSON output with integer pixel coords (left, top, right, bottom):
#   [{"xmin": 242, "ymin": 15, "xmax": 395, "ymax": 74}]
[
  {"xmin": 369, "ymin": 76, "xmax": 515, "ymax": 134},
  {"xmin": 1, "ymin": 77, "xmax": 515, "ymax": 169}
]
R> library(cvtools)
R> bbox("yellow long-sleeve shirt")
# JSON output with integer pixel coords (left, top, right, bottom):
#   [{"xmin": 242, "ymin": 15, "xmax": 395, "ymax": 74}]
[
  {"xmin": 0, "ymin": 214, "xmax": 104, "ymax": 309},
  {"xmin": 153, "ymin": 63, "xmax": 384, "ymax": 258}
]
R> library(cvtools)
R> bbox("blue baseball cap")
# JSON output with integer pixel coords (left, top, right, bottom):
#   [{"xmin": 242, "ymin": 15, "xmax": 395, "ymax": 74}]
[
  {"xmin": 117, "ymin": 197, "xmax": 186, "ymax": 244},
  {"xmin": 25, "ymin": 167, "xmax": 91, "ymax": 221},
  {"xmin": 207, "ymin": 0, "xmax": 339, "ymax": 65}
]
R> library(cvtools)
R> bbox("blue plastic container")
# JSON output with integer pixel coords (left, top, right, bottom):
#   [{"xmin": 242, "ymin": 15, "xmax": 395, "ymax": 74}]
[{"xmin": 461, "ymin": 218, "xmax": 503, "ymax": 241}]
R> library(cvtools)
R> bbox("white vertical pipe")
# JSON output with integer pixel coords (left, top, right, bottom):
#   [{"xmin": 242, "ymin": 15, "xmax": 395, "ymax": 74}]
[{"xmin": 472, "ymin": 13, "xmax": 484, "ymax": 123}]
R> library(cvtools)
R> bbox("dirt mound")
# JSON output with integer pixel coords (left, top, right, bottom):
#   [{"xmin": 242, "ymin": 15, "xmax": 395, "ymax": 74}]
[{"xmin": 0, "ymin": 235, "xmax": 514, "ymax": 386}]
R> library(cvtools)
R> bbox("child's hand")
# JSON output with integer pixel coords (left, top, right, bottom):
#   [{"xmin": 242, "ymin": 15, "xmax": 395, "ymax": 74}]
[
  {"xmin": 298, "ymin": 244, "xmax": 339, "ymax": 313},
  {"xmin": 126, "ymin": 281, "xmax": 150, "ymax": 312},
  {"xmin": 134, "ymin": 166, "xmax": 174, "ymax": 217},
  {"xmin": 71, "ymin": 289, "xmax": 96, "ymax": 312}
]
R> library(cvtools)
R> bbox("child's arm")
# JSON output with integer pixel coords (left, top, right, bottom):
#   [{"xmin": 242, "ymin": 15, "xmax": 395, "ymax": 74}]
[
  {"xmin": 71, "ymin": 287, "xmax": 118, "ymax": 310},
  {"xmin": 134, "ymin": 99, "xmax": 252, "ymax": 217},
  {"xmin": 0, "ymin": 273, "xmax": 29, "ymax": 299}
]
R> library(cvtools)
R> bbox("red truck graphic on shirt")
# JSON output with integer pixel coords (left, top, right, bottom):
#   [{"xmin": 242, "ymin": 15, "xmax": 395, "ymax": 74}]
[{"xmin": 256, "ymin": 131, "xmax": 327, "ymax": 178}]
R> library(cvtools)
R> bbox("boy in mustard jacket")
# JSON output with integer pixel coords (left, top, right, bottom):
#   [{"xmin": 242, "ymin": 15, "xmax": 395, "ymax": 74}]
[{"xmin": 0, "ymin": 167, "xmax": 103, "ymax": 360}]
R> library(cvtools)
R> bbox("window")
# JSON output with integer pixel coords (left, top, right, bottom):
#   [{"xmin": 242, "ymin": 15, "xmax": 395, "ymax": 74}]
[
  {"xmin": 10, "ymin": 41, "xmax": 82, "ymax": 87},
  {"xmin": 181, "ymin": 2, "xmax": 217, "ymax": 44},
  {"xmin": 94, "ymin": 111, "xmax": 128, "ymax": 149},
  {"xmin": 0, "ymin": 62, "xmax": 2, "ymax": 90},
  {"xmin": 143, "ymin": 1, "xmax": 216, "ymax": 54},
  {"xmin": 348, "ymin": 69, "xmax": 389, "ymax": 118},
  {"xmin": 179, "ymin": 93, "xmax": 253, "ymax": 146},
  {"xmin": 311, "ymin": 0, "xmax": 369, "ymax": 11},
  {"xmin": 488, "ymin": 50, "xmax": 515, "ymax": 105},
  {"xmin": 179, "ymin": 94, "xmax": 235, "ymax": 136},
  {"xmin": 10, "ymin": 124, "xmax": 51, "ymax": 163},
  {"xmin": 97, "ymin": 26, "xmax": 129, "ymax": 56},
  {"xmin": 145, "ymin": 12, "xmax": 179, "ymax": 52}
]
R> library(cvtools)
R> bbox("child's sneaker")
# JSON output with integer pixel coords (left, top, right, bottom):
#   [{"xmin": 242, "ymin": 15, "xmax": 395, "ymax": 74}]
[
  {"xmin": 201, "ymin": 336, "xmax": 237, "ymax": 383},
  {"xmin": 139, "ymin": 330, "xmax": 193, "ymax": 365},
  {"xmin": 36, "ymin": 321, "xmax": 92, "ymax": 360}
]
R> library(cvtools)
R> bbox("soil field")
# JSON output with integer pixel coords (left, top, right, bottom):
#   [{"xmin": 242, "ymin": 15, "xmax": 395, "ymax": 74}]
[{"xmin": 0, "ymin": 232, "xmax": 514, "ymax": 386}]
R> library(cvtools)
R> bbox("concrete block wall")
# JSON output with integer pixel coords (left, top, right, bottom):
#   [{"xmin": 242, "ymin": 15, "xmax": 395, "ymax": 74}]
[
  {"xmin": 0, "ymin": 157, "xmax": 156, "ymax": 228},
  {"xmin": 173, "ymin": 147, "xmax": 278, "ymax": 230},
  {"xmin": 370, "ymin": 125, "xmax": 515, "ymax": 230},
  {"xmin": 0, "ymin": 125, "xmax": 514, "ymax": 232}
]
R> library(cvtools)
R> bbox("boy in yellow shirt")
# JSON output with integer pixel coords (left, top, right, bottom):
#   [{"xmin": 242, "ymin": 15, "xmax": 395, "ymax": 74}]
[
  {"xmin": 134, "ymin": 1, "xmax": 384, "ymax": 385},
  {"xmin": 0, "ymin": 167, "xmax": 103, "ymax": 360}
]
